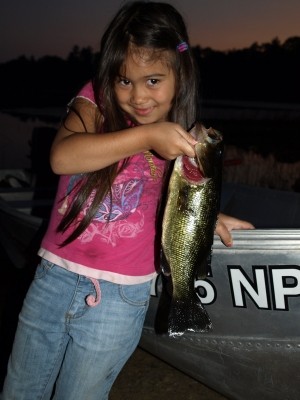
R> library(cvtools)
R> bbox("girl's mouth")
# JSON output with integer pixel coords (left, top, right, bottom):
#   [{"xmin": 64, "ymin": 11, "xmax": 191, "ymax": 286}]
[{"xmin": 133, "ymin": 107, "xmax": 153, "ymax": 116}]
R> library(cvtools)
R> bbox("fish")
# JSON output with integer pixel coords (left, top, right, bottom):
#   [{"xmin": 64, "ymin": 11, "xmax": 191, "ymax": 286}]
[{"xmin": 159, "ymin": 122, "xmax": 223, "ymax": 337}]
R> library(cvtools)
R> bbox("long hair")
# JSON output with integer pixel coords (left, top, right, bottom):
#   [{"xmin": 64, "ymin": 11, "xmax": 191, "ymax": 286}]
[{"xmin": 57, "ymin": 1, "xmax": 200, "ymax": 245}]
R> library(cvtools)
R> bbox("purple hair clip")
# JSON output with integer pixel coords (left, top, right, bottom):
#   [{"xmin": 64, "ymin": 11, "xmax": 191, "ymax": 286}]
[{"xmin": 177, "ymin": 41, "xmax": 189, "ymax": 53}]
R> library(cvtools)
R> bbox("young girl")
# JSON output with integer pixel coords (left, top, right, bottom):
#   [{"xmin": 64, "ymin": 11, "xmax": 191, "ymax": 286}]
[{"xmin": 2, "ymin": 2, "xmax": 253, "ymax": 399}]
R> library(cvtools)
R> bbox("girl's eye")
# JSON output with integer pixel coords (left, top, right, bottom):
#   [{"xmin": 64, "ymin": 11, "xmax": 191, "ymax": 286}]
[
  {"xmin": 118, "ymin": 78, "xmax": 131, "ymax": 86},
  {"xmin": 148, "ymin": 78, "xmax": 159, "ymax": 86}
]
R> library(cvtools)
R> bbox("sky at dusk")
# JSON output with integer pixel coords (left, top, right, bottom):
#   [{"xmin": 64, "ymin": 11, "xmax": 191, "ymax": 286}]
[{"xmin": 1, "ymin": 0, "xmax": 300, "ymax": 63}]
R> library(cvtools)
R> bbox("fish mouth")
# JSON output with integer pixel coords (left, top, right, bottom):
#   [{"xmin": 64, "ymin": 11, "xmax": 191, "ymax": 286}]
[
  {"xmin": 182, "ymin": 122, "xmax": 223, "ymax": 183},
  {"xmin": 182, "ymin": 156, "xmax": 204, "ymax": 183},
  {"xmin": 189, "ymin": 122, "xmax": 222, "ymax": 144}
]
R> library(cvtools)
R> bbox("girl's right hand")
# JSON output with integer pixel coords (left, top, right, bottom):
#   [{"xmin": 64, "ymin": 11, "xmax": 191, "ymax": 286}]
[{"xmin": 142, "ymin": 122, "xmax": 198, "ymax": 160}]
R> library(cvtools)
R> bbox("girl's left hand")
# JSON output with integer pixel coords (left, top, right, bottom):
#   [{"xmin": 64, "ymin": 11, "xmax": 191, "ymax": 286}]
[{"xmin": 215, "ymin": 213, "xmax": 255, "ymax": 247}]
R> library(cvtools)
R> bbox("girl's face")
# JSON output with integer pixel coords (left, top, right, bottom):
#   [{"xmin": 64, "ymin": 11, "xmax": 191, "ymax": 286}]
[{"xmin": 114, "ymin": 48, "xmax": 175, "ymax": 124}]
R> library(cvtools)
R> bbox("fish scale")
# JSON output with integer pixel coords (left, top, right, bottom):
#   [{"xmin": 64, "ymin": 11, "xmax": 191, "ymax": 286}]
[{"xmin": 160, "ymin": 123, "xmax": 223, "ymax": 337}]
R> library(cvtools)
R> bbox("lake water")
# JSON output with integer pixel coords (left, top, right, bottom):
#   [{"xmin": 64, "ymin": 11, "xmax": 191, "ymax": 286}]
[{"xmin": 0, "ymin": 109, "xmax": 62, "ymax": 169}]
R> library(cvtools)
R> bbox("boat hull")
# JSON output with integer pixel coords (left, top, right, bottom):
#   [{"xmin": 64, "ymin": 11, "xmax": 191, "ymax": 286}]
[{"xmin": 141, "ymin": 229, "xmax": 300, "ymax": 400}]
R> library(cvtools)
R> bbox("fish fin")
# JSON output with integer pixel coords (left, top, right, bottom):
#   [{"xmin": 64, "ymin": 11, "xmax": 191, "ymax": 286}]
[
  {"xmin": 154, "ymin": 274, "xmax": 173, "ymax": 334},
  {"xmin": 195, "ymin": 250, "xmax": 212, "ymax": 280},
  {"xmin": 168, "ymin": 293, "xmax": 212, "ymax": 337},
  {"xmin": 160, "ymin": 249, "xmax": 171, "ymax": 276},
  {"xmin": 206, "ymin": 249, "xmax": 213, "ymax": 277}
]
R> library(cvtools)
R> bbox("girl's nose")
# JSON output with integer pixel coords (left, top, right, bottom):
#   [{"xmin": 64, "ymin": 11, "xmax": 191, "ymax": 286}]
[{"xmin": 130, "ymin": 86, "xmax": 147, "ymax": 104}]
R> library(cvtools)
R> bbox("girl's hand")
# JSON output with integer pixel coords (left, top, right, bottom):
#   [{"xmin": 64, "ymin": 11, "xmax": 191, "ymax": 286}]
[
  {"xmin": 215, "ymin": 213, "xmax": 255, "ymax": 247},
  {"xmin": 143, "ymin": 122, "xmax": 197, "ymax": 159}
]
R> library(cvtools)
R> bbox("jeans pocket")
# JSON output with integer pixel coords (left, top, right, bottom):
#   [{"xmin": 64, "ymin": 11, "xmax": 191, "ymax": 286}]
[
  {"xmin": 34, "ymin": 258, "xmax": 55, "ymax": 280},
  {"xmin": 119, "ymin": 280, "xmax": 152, "ymax": 307}
]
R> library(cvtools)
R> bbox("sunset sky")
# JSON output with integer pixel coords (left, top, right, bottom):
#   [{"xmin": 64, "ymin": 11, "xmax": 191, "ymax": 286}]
[{"xmin": 1, "ymin": 0, "xmax": 300, "ymax": 63}]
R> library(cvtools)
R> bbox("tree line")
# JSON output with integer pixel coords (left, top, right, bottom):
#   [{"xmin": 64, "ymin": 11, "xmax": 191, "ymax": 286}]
[{"xmin": 0, "ymin": 36, "xmax": 299, "ymax": 108}]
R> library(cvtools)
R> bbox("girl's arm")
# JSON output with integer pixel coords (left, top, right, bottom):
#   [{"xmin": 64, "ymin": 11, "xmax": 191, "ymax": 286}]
[{"xmin": 50, "ymin": 99, "xmax": 197, "ymax": 175}]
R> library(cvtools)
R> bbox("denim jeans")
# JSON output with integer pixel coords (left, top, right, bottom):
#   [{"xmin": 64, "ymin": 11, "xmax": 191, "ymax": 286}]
[{"xmin": 2, "ymin": 259, "xmax": 151, "ymax": 400}]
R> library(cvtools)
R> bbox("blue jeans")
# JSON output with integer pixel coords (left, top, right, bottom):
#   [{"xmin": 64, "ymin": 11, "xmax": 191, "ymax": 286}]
[{"xmin": 2, "ymin": 259, "xmax": 151, "ymax": 400}]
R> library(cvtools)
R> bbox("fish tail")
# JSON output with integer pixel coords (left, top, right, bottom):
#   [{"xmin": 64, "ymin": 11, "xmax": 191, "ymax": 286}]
[{"xmin": 168, "ymin": 294, "xmax": 212, "ymax": 337}]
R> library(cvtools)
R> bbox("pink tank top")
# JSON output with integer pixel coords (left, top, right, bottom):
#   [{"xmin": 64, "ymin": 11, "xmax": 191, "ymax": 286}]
[{"xmin": 38, "ymin": 82, "xmax": 166, "ymax": 284}]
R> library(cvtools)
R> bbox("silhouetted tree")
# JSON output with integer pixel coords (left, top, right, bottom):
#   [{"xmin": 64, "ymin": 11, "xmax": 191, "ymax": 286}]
[{"xmin": 0, "ymin": 37, "xmax": 299, "ymax": 107}]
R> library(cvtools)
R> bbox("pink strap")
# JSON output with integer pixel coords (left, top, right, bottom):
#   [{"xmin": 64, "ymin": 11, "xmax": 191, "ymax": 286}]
[{"xmin": 86, "ymin": 277, "xmax": 101, "ymax": 307}]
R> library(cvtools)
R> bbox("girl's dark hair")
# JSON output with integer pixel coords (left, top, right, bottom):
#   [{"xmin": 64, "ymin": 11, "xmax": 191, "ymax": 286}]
[{"xmin": 58, "ymin": 1, "xmax": 200, "ymax": 245}]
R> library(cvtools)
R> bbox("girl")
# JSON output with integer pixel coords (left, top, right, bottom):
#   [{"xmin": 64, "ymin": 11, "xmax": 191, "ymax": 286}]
[{"xmin": 2, "ymin": 2, "xmax": 253, "ymax": 399}]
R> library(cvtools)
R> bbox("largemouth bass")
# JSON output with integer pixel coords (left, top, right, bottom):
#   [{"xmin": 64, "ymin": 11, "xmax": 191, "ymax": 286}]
[{"xmin": 160, "ymin": 122, "xmax": 223, "ymax": 337}]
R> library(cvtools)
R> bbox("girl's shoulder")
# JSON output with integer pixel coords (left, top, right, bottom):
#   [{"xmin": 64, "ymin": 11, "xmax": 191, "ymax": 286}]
[{"xmin": 75, "ymin": 81, "xmax": 96, "ymax": 105}]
